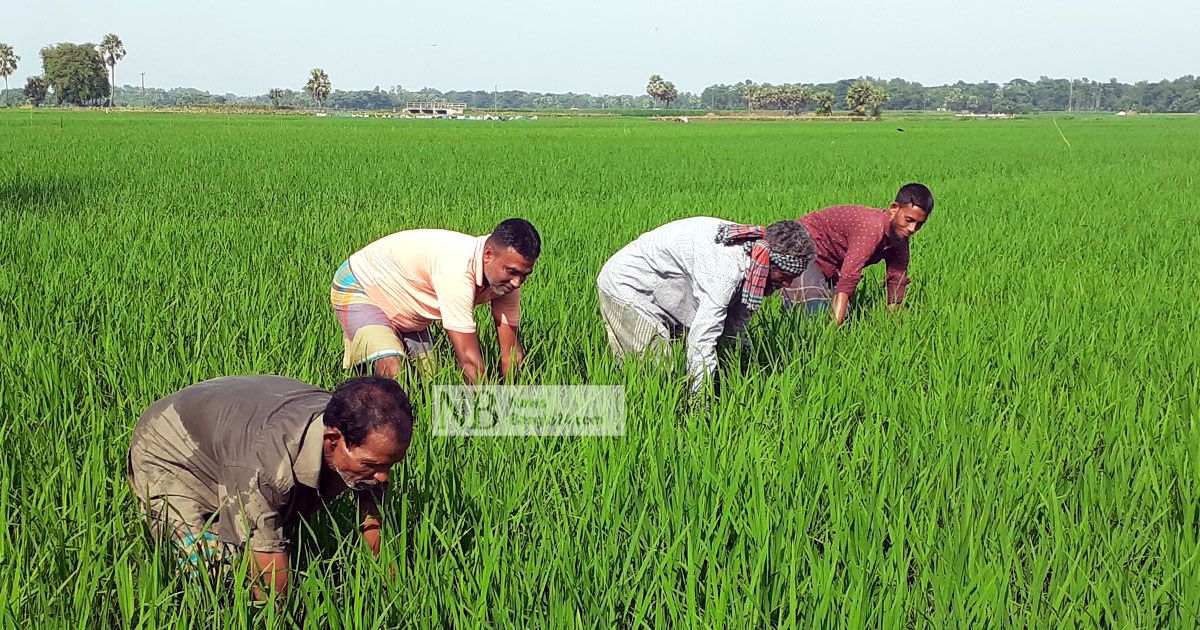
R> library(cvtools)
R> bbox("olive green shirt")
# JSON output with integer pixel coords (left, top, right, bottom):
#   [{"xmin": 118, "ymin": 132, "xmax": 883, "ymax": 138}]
[{"xmin": 128, "ymin": 376, "xmax": 369, "ymax": 552}]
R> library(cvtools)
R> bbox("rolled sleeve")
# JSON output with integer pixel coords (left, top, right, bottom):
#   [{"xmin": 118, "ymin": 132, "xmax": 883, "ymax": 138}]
[
  {"xmin": 217, "ymin": 465, "xmax": 289, "ymax": 553},
  {"xmin": 433, "ymin": 273, "xmax": 478, "ymax": 333},
  {"xmin": 489, "ymin": 288, "xmax": 521, "ymax": 327}
]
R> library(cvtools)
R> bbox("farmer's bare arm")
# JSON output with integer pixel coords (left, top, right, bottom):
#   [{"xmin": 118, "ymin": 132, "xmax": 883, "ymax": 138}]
[
  {"xmin": 445, "ymin": 329, "xmax": 486, "ymax": 384},
  {"xmin": 495, "ymin": 322, "xmax": 524, "ymax": 380},
  {"xmin": 832, "ymin": 292, "xmax": 852, "ymax": 326},
  {"xmin": 358, "ymin": 490, "xmax": 384, "ymax": 556},
  {"xmin": 251, "ymin": 551, "xmax": 290, "ymax": 600}
]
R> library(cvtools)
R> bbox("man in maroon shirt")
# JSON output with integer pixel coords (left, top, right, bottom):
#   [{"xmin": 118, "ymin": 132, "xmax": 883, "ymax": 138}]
[{"xmin": 782, "ymin": 183, "xmax": 934, "ymax": 324}]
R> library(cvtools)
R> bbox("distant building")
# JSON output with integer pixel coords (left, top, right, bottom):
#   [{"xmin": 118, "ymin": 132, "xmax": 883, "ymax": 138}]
[{"xmin": 397, "ymin": 101, "xmax": 467, "ymax": 116}]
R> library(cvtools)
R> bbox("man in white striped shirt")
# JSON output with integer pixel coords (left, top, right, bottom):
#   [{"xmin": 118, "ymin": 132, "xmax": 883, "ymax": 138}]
[{"xmin": 597, "ymin": 217, "xmax": 815, "ymax": 393}]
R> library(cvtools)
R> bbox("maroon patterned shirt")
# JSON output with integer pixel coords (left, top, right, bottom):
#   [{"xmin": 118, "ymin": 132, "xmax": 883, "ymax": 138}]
[{"xmin": 797, "ymin": 205, "xmax": 911, "ymax": 303}]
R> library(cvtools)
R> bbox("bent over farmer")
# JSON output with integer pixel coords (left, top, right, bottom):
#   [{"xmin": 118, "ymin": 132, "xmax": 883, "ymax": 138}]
[
  {"xmin": 597, "ymin": 218, "xmax": 815, "ymax": 393},
  {"xmin": 331, "ymin": 218, "xmax": 540, "ymax": 384},
  {"xmin": 127, "ymin": 375, "xmax": 413, "ymax": 600},
  {"xmin": 782, "ymin": 183, "xmax": 934, "ymax": 324}
]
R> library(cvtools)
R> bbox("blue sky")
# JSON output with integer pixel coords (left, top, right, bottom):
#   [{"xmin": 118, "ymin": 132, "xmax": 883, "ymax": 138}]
[{"xmin": 8, "ymin": 0, "xmax": 1199, "ymax": 95}]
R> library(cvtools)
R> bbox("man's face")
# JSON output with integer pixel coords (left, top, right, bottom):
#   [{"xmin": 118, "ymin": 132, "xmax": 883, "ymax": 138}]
[
  {"xmin": 481, "ymin": 245, "xmax": 536, "ymax": 297},
  {"xmin": 887, "ymin": 203, "xmax": 929, "ymax": 240},
  {"xmin": 324, "ymin": 426, "xmax": 409, "ymax": 491},
  {"xmin": 766, "ymin": 267, "xmax": 800, "ymax": 295}
]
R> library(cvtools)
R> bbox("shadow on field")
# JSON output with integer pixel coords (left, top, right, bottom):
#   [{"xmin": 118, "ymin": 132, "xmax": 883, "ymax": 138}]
[{"xmin": 0, "ymin": 175, "xmax": 104, "ymax": 214}]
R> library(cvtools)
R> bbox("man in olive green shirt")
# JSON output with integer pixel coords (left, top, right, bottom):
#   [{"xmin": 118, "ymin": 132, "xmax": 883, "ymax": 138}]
[{"xmin": 127, "ymin": 375, "xmax": 413, "ymax": 599}]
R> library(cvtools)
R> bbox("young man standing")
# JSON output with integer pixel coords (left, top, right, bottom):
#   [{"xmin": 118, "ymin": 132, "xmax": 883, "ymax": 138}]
[
  {"xmin": 331, "ymin": 218, "xmax": 540, "ymax": 384},
  {"xmin": 783, "ymin": 183, "xmax": 934, "ymax": 324},
  {"xmin": 597, "ymin": 218, "xmax": 815, "ymax": 393}
]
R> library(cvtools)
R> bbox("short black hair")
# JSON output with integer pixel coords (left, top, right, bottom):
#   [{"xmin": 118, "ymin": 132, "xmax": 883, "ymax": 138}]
[
  {"xmin": 486, "ymin": 218, "xmax": 541, "ymax": 260},
  {"xmin": 765, "ymin": 220, "xmax": 816, "ymax": 260},
  {"xmin": 323, "ymin": 377, "xmax": 414, "ymax": 448},
  {"xmin": 895, "ymin": 183, "xmax": 934, "ymax": 214}
]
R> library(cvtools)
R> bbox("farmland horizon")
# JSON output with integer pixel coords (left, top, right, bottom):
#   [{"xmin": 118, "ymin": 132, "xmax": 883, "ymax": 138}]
[{"xmin": 4, "ymin": 0, "xmax": 1199, "ymax": 96}]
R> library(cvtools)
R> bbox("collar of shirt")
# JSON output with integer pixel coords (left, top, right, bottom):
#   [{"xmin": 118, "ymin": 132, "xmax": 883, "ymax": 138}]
[
  {"xmin": 294, "ymin": 414, "xmax": 326, "ymax": 489},
  {"xmin": 471, "ymin": 234, "xmax": 489, "ymax": 288}
]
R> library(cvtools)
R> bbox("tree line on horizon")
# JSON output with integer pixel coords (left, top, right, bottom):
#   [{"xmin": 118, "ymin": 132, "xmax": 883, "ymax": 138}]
[{"xmin": 3, "ymin": 37, "xmax": 1199, "ymax": 114}]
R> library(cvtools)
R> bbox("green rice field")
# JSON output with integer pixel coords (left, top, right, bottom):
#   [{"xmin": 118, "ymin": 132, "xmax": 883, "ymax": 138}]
[{"xmin": 2, "ymin": 110, "xmax": 1199, "ymax": 626}]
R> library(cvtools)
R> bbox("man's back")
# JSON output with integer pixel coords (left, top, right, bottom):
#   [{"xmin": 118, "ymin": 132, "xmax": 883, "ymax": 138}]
[
  {"xmin": 346, "ymin": 228, "xmax": 517, "ymax": 333},
  {"xmin": 132, "ymin": 375, "xmax": 329, "ymax": 469},
  {"xmin": 797, "ymin": 205, "xmax": 909, "ymax": 298},
  {"xmin": 128, "ymin": 375, "xmax": 332, "ymax": 551},
  {"xmin": 598, "ymin": 216, "xmax": 749, "ymax": 326}
]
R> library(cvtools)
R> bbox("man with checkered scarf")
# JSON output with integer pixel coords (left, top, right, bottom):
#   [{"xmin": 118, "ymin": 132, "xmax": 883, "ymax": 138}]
[{"xmin": 597, "ymin": 217, "xmax": 815, "ymax": 393}]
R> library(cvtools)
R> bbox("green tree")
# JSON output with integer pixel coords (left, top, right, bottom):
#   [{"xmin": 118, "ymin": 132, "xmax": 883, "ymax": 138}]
[
  {"xmin": 646, "ymin": 74, "xmax": 670, "ymax": 108},
  {"xmin": 780, "ymin": 84, "xmax": 813, "ymax": 114},
  {"xmin": 268, "ymin": 88, "xmax": 284, "ymax": 108},
  {"xmin": 23, "ymin": 75, "xmax": 48, "ymax": 106},
  {"xmin": 660, "ymin": 80, "xmax": 678, "ymax": 107},
  {"xmin": 305, "ymin": 68, "xmax": 331, "ymax": 108},
  {"xmin": 98, "ymin": 34, "xmax": 125, "ymax": 107},
  {"xmin": 0, "ymin": 43, "xmax": 18, "ymax": 106},
  {"xmin": 41, "ymin": 43, "xmax": 110, "ymax": 105},
  {"xmin": 814, "ymin": 90, "xmax": 834, "ymax": 115},
  {"xmin": 846, "ymin": 79, "xmax": 889, "ymax": 116},
  {"xmin": 741, "ymin": 81, "xmax": 759, "ymax": 111},
  {"xmin": 942, "ymin": 86, "xmax": 966, "ymax": 111}
]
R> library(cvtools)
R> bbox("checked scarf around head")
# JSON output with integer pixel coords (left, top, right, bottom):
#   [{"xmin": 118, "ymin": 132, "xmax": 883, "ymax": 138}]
[{"xmin": 715, "ymin": 223, "xmax": 810, "ymax": 311}]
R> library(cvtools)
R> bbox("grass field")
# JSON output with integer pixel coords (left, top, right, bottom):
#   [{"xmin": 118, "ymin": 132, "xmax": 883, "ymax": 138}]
[{"xmin": 2, "ymin": 110, "xmax": 1199, "ymax": 627}]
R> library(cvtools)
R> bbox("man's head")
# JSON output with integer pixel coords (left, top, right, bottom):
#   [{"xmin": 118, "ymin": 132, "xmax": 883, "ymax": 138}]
[
  {"xmin": 482, "ymin": 218, "xmax": 541, "ymax": 297},
  {"xmin": 887, "ymin": 183, "xmax": 934, "ymax": 240},
  {"xmin": 763, "ymin": 220, "xmax": 816, "ymax": 294},
  {"xmin": 322, "ymin": 377, "xmax": 414, "ymax": 491}
]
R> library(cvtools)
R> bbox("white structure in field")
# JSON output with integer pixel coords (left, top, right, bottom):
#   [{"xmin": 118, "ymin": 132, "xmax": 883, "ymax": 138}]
[{"xmin": 398, "ymin": 101, "xmax": 467, "ymax": 116}]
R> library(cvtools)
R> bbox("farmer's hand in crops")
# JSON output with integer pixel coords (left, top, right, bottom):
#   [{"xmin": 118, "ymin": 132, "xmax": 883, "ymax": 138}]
[
  {"xmin": 251, "ymin": 551, "xmax": 290, "ymax": 601},
  {"xmin": 496, "ymin": 322, "xmax": 525, "ymax": 380},
  {"xmin": 446, "ymin": 329, "xmax": 487, "ymax": 385},
  {"xmin": 358, "ymin": 489, "xmax": 384, "ymax": 556},
  {"xmin": 373, "ymin": 355, "xmax": 403, "ymax": 379},
  {"xmin": 831, "ymin": 292, "xmax": 851, "ymax": 325}
]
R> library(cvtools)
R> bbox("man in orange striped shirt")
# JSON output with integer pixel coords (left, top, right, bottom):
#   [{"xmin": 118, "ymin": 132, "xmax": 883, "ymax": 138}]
[{"xmin": 331, "ymin": 218, "xmax": 540, "ymax": 383}]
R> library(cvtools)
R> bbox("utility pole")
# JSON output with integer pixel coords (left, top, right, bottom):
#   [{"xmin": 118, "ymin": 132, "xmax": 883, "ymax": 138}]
[
  {"xmin": 493, "ymin": 84, "xmax": 498, "ymax": 115},
  {"xmin": 140, "ymin": 72, "xmax": 145, "ymax": 108},
  {"xmin": 1068, "ymin": 78, "xmax": 1074, "ymax": 113}
]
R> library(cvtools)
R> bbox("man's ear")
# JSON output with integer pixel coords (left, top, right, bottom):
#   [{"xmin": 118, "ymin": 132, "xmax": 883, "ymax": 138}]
[
  {"xmin": 481, "ymin": 243, "xmax": 494, "ymax": 264},
  {"xmin": 324, "ymin": 426, "xmax": 343, "ymax": 446}
]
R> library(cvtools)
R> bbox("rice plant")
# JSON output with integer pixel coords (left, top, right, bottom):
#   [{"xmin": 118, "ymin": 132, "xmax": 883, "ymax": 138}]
[{"xmin": 1, "ymin": 110, "xmax": 1198, "ymax": 626}]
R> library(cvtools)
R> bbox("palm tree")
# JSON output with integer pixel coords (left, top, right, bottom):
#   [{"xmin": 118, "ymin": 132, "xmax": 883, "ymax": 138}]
[
  {"xmin": 268, "ymin": 88, "xmax": 285, "ymax": 108},
  {"xmin": 305, "ymin": 68, "xmax": 331, "ymax": 108},
  {"xmin": 0, "ymin": 44, "xmax": 19, "ymax": 107},
  {"xmin": 846, "ymin": 79, "xmax": 889, "ymax": 117},
  {"xmin": 741, "ymin": 83, "xmax": 759, "ymax": 111},
  {"xmin": 646, "ymin": 74, "xmax": 665, "ymax": 109},
  {"xmin": 98, "ymin": 34, "xmax": 125, "ymax": 107},
  {"xmin": 661, "ymin": 81, "xmax": 677, "ymax": 108},
  {"xmin": 814, "ymin": 91, "xmax": 834, "ymax": 116}
]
